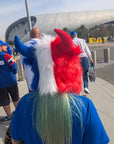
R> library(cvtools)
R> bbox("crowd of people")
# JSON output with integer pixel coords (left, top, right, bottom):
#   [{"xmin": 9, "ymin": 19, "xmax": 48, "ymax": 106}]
[{"xmin": 0, "ymin": 28, "xmax": 109, "ymax": 144}]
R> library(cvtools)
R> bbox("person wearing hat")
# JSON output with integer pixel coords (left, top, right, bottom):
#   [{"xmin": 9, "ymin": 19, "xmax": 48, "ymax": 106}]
[
  {"xmin": 70, "ymin": 31, "xmax": 93, "ymax": 94},
  {"xmin": 10, "ymin": 29, "xmax": 109, "ymax": 144},
  {"xmin": 0, "ymin": 40, "xmax": 19, "ymax": 123}
]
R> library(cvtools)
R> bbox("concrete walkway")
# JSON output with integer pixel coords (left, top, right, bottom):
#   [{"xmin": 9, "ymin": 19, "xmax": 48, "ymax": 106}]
[{"xmin": 0, "ymin": 64, "xmax": 114, "ymax": 144}]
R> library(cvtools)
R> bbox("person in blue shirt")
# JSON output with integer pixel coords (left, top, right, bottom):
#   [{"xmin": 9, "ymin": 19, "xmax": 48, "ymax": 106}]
[
  {"xmin": 16, "ymin": 28, "xmax": 41, "ymax": 92},
  {"xmin": 10, "ymin": 29, "xmax": 109, "ymax": 144},
  {"xmin": 0, "ymin": 40, "xmax": 19, "ymax": 123}
]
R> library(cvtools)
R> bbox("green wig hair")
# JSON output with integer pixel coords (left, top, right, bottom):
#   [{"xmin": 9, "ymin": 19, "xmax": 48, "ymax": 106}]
[
  {"xmin": 34, "ymin": 93, "xmax": 72, "ymax": 144},
  {"xmin": 32, "ymin": 92, "xmax": 83, "ymax": 144}
]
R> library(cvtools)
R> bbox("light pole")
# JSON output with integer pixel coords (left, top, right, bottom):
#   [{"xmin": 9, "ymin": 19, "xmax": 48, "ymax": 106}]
[
  {"xmin": 88, "ymin": 32, "xmax": 90, "ymax": 43},
  {"xmin": 25, "ymin": 0, "xmax": 32, "ymax": 33}
]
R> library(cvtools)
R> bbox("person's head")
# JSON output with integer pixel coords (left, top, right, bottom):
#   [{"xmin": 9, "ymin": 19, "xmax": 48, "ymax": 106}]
[
  {"xmin": 30, "ymin": 27, "xmax": 40, "ymax": 39},
  {"xmin": 70, "ymin": 31, "xmax": 77, "ymax": 38},
  {"xmin": 0, "ymin": 40, "xmax": 8, "ymax": 52}
]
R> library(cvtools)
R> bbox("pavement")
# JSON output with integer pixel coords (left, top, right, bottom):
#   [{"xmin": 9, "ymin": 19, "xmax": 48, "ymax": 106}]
[{"xmin": 0, "ymin": 61, "xmax": 114, "ymax": 144}]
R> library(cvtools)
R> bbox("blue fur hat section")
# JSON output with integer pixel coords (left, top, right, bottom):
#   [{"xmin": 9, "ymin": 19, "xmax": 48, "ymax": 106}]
[{"xmin": 14, "ymin": 35, "xmax": 33, "ymax": 58}]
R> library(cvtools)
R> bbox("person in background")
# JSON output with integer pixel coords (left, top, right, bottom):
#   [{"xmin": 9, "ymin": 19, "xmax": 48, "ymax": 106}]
[
  {"xmin": 71, "ymin": 31, "xmax": 93, "ymax": 94},
  {"xmin": 10, "ymin": 29, "xmax": 109, "ymax": 144},
  {"xmin": 17, "ymin": 27, "xmax": 41, "ymax": 92},
  {"xmin": 0, "ymin": 40, "xmax": 19, "ymax": 123}
]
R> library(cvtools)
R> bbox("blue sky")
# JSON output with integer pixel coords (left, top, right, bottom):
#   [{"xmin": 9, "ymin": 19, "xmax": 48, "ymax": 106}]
[{"xmin": 0, "ymin": 0, "xmax": 114, "ymax": 40}]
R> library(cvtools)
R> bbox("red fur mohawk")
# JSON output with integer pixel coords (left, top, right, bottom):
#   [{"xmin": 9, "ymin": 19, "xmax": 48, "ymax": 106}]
[{"xmin": 51, "ymin": 29, "xmax": 82, "ymax": 94}]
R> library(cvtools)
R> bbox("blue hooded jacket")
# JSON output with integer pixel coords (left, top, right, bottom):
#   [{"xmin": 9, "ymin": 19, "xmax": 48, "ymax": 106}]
[{"xmin": 0, "ymin": 51, "xmax": 17, "ymax": 88}]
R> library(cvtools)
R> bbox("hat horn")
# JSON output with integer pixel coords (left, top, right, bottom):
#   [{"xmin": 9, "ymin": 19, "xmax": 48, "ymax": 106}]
[
  {"xmin": 14, "ymin": 35, "xmax": 33, "ymax": 58},
  {"xmin": 54, "ymin": 29, "xmax": 73, "ymax": 53}
]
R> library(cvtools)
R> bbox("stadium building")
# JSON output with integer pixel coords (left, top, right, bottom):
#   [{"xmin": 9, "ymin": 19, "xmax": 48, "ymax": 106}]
[{"xmin": 5, "ymin": 9, "xmax": 114, "ymax": 42}]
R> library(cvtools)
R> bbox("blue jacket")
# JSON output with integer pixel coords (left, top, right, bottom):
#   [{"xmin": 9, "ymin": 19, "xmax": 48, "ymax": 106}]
[
  {"xmin": 10, "ymin": 94, "xmax": 109, "ymax": 144},
  {"xmin": 0, "ymin": 51, "xmax": 17, "ymax": 88}
]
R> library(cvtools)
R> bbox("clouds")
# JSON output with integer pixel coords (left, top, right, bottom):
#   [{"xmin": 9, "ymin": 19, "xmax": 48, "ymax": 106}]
[
  {"xmin": 28, "ymin": 0, "xmax": 64, "ymax": 15},
  {"xmin": 0, "ymin": 1, "xmax": 26, "ymax": 33},
  {"xmin": 76, "ymin": 0, "xmax": 114, "ymax": 11},
  {"xmin": 54, "ymin": 0, "xmax": 114, "ymax": 12},
  {"xmin": 0, "ymin": 2, "xmax": 25, "ymax": 17},
  {"xmin": 28, "ymin": 0, "xmax": 114, "ymax": 16},
  {"xmin": 1, "ymin": 0, "xmax": 113, "ymax": 18},
  {"xmin": 0, "ymin": 1, "xmax": 26, "ymax": 40}
]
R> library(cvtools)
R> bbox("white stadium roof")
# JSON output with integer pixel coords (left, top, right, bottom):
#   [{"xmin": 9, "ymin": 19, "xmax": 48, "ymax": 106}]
[{"xmin": 5, "ymin": 9, "xmax": 114, "ymax": 42}]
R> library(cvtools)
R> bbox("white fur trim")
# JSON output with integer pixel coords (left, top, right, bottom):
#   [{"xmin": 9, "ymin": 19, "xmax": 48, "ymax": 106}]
[{"xmin": 35, "ymin": 34, "xmax": 58, "ymax": 95}]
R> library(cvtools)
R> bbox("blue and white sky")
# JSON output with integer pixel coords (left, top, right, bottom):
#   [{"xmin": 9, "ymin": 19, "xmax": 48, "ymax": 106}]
[{"xmin": 0, "ymin": 0, "xmax": 114, "ymax": 40}]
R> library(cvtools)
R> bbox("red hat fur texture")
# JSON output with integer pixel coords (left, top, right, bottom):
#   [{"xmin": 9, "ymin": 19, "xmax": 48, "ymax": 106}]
[{"xmin": 35, "ymin": 29, "xmax": 82, "ymax": 95}]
